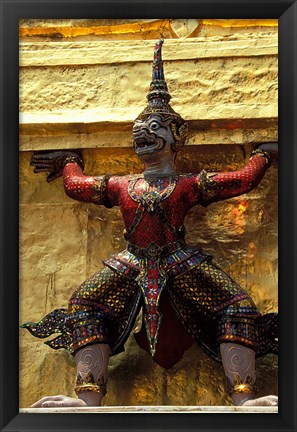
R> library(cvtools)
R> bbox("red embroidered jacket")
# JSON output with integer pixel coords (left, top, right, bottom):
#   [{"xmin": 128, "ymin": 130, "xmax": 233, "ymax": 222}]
[{"xmin": 63, "ymin": 152, "xmax": 270, "ymax": 249}]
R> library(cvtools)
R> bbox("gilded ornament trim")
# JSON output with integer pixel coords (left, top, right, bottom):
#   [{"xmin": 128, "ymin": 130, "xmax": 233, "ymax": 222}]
[
  {"xmin": 225, "ymin": 373, "xmax": 258, "ymax": 396},
  {"xmin": 75, "ymin": 371, "xmax": 107, "ymax": 396}
]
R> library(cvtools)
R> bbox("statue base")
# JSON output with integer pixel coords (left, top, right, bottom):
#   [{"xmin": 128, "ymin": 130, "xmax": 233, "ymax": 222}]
[{"xmin": 20, "ymin": 405, "xmax": 278, "ymax": 414}]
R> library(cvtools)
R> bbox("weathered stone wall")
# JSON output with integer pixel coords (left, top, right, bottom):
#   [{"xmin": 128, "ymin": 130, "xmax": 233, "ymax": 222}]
[{"xmin": 19, "ymin": 19, "xmax": 278, "ymax": 408}]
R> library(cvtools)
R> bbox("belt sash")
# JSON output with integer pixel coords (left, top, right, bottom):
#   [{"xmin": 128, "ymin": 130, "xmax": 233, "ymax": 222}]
[{"xmin": 104, "ymin": 241, "xmax": 209, "ymax": 356}]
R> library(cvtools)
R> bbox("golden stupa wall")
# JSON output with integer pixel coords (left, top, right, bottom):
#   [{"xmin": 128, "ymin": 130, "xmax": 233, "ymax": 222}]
[{"xmin": 19, "ymin": 19, "xmax": 278, "ymax": 408}]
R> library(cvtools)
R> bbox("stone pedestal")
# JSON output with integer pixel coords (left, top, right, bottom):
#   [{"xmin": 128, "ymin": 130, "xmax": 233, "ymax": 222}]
[{"xmin": 20, "ymin": 405, "xmax": 278, "ymax": 414}]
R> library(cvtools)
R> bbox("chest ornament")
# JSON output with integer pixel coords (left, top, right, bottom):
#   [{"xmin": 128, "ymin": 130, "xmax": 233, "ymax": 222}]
[
  {"xmin": 140, "ymin": 191, "xmax": 161, "ymax": 213},
  {"xmin": 128, "ymin": 177, "xmax": 177, "ymax": 213}
]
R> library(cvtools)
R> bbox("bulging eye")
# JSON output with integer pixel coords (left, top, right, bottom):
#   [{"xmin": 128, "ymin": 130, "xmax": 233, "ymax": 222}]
[{"xmin": 150, "ymin": 121, "xmax": 160, "ymax": 130}]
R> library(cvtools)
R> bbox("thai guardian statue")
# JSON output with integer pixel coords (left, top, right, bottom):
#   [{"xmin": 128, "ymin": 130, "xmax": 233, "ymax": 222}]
[{"xmin": 22, "ymin": 40, "xmax": 278, "ymax": 408}]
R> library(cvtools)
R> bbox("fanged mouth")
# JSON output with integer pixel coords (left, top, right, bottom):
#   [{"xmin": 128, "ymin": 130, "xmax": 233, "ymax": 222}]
[
  {"xmin": 133, "ymin": 132, "xmax": 164, "ymax": 155},
  {"xmin": 135, "ymin": 137, "xmax": 155, "ymax": 148},
  {"xmin": 134, "ymin": 139, "xmax": 163, "ymax": 155}
]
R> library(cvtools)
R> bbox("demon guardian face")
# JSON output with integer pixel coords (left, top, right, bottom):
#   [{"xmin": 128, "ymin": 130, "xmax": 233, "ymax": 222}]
[{"xmin": 133, "ymin": 114, "xmax": 175, "ymax": 157}]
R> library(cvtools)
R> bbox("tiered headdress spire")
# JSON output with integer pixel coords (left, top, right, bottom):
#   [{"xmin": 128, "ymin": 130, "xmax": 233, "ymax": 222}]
[
  {"xmin": 137, "ymin": 40, "xmax": 183, "ymax": 123},
  {"xmin": 136, "ymin": 40, "xmax": 188, "ymax": 151}
]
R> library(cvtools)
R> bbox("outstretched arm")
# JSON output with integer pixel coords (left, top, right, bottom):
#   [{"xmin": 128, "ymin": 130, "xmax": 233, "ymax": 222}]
[
  {"xmin": 30, "ymin": 151, "xmax": 115, "ymax": 207},
  {"xmin": 198, "ymin": 144, "xmax": 277, "ymax": 206},
  {"xmin": 63, "ymin": 162, "xmax": 112, "ymax": 207}
]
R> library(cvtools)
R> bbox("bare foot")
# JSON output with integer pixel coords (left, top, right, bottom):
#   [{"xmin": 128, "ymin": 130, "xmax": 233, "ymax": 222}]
[
  {"xmin": 241, "ymin": 395, "xmax": 278, "ymax": 406},
  {"xmin": 31, "ymin": 395, "xmax": 87, "ymax": 408}
]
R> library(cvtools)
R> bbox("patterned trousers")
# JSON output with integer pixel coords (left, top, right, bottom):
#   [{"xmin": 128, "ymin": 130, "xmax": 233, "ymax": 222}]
[{"xmin": 67, "ymin": 259, "xmax": 265, "ymax": 360}]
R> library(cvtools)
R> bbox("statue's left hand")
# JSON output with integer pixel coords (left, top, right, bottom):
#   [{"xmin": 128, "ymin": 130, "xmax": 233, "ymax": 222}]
[
  {"xmin": 241, "ymin": 395, "xmax": 278, "ymax": 406},
  {"xmin": 257, "ymin": 142, "xmax": 278, "ymax": 160},
  {"xmin": 30, "ymin": 395, "xmax": 87, "ymax": 408}
]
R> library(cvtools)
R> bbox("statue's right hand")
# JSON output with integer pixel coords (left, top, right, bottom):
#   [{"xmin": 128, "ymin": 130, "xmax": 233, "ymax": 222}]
[
  {"xmin": 30, "ymin": 395, "xmax": 87, "ymax": 408},
  {"xmin": 30, "ymin": 150, "xmax": 84, "ymax": 183}
]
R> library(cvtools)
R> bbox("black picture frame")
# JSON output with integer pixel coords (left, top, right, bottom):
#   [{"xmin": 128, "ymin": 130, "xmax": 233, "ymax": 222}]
[{"xmin": 1, "ymin": 1, "xmax": 296, "ymax": 431}]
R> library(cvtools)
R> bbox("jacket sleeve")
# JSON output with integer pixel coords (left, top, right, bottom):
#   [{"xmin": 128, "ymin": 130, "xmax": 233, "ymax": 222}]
[
  {"xmin": 63, "ymin": 162, "xmax": 115, "ymax": 207},
  {"xmin": 198, "ymin": 150, "xmax": 271, "ymax": 207}
]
